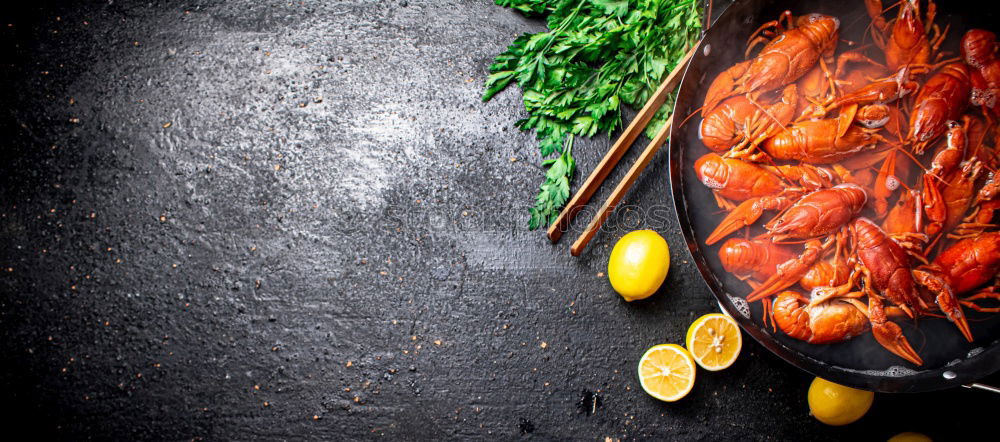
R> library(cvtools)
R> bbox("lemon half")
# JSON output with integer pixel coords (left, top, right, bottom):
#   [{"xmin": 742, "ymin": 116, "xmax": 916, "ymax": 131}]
[
  {"xmin": 638, "ymin": 344, "xmax": 696, "ymax": 402},
  {"xmin": 685, "ymin": 313, "xmax": 742, "ymax": 371}
]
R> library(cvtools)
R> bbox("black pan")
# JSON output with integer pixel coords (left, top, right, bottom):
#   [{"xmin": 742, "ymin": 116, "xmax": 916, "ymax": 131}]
[{"xmin": 669, "ymin": 0, "xmax": 1000, "ymax": 392}]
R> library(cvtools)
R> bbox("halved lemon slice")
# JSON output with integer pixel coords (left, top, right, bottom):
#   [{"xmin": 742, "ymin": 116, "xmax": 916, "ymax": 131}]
[
  {"xmin": 637, "ymin": 344, "xmax": 696, "ymax": 402},
  {"xmin": 685, "ymin": 313, "xmax": 742, "ymax": 371}
]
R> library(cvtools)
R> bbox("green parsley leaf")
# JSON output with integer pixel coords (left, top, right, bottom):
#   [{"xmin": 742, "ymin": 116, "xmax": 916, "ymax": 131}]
[{"xmin": 485, "ymin": 0, "xmax": 702, "ymax": 230}]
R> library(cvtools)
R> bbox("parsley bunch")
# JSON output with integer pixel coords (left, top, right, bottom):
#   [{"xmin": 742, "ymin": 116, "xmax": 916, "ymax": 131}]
[{"xmin": 484, "ymin": 0, "xmax": 702, "ymax": 230}]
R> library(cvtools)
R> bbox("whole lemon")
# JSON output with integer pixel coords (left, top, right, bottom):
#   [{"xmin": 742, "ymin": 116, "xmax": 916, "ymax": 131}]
[
  {"xmin": 888, "ymin": 432, "xmax": 932, "ymax": 442},
  {"xmin": 608, "ymin": 230, "xmax": 669, "ymax": 301},
  {"xmin": 808, "ymin": 377, "xmax": 874, "ymax": 426}
]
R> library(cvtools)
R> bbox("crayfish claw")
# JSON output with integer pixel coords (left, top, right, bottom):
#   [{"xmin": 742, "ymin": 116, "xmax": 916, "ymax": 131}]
[
  {"xmin": 914, "ymin": 269, "xmax": 974, "ymax": 342},
  {"xmin": 872, "ymin": 321, "xmax": 924, "ymax": 366},
  {"xmin": 706, "ymin": 198, "xmax": 763, "ymax": 245},
  {"xmin": 938, "ymin": 290, "xmax": 974, "ymax": 342}
]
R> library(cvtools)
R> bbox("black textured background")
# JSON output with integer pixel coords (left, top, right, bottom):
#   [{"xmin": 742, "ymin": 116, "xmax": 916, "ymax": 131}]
[{"xmin": 0, "ymin": 1, "xmax": 996, "ymax": 440}]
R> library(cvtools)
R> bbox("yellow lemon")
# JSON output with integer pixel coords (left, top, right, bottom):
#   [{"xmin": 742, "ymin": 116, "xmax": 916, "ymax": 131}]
[
  {"xmin": 685, "ymin": 313, "xmax": 742, "ymax": 371},
  {"xmin": 608, "ymin": 230, "xmax": 669, "ymax": 301},
  {"xmin": 888, "ymin": 432, "xmax": 932, "ymax": 442},
  {"xmin": 637, "ymin": 344, "xmax": 696, "ymax": 402},
  {"xmin": 808, "ymin": 377, "xmax": 874, "ymax": 426}
]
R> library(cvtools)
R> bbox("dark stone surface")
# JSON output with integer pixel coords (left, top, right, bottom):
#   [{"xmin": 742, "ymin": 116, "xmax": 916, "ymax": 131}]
[{"xmin": 0, "ymin": 1, "xmax": 995, "ymax": 440}]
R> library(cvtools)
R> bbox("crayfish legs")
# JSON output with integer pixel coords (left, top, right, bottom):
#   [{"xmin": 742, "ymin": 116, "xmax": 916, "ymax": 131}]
[{"xmin": 765, "ymin": 163, "xmax": 837, "ymax": 190}]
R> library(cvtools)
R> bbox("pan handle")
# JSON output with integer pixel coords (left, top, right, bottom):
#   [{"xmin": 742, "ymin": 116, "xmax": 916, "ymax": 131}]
[{"xmin": 963, "ymin": 383, "xmax": 1000, "ymax": 394}]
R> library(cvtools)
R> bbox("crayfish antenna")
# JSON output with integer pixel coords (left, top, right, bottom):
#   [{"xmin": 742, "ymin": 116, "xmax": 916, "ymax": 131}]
[
  {"xmin": 679, "ymin": 105, "xmax": 705, "ymax": 131},
  {"xmin": 896, "ymin": 144, "xmax": 928, "ymax": 173}
]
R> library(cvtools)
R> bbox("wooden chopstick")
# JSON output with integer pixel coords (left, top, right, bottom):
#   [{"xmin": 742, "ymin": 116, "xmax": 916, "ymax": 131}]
[
  {"xmin": 546, "ymin": 43, "xmax": 699, "ymax": 244},
  {"xmin": 570, "ymin": 112, "xmax": 674, "ymax": 256}
]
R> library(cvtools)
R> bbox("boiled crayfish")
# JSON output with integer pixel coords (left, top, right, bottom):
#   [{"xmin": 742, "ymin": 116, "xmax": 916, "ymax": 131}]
[
  {"xmin": 703, "ymin": 12, "xmax": 840, "ymax": 114},
  {"xmin": 692, "ymin": 2, "xmax": 1000, "ymax": 366}
]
